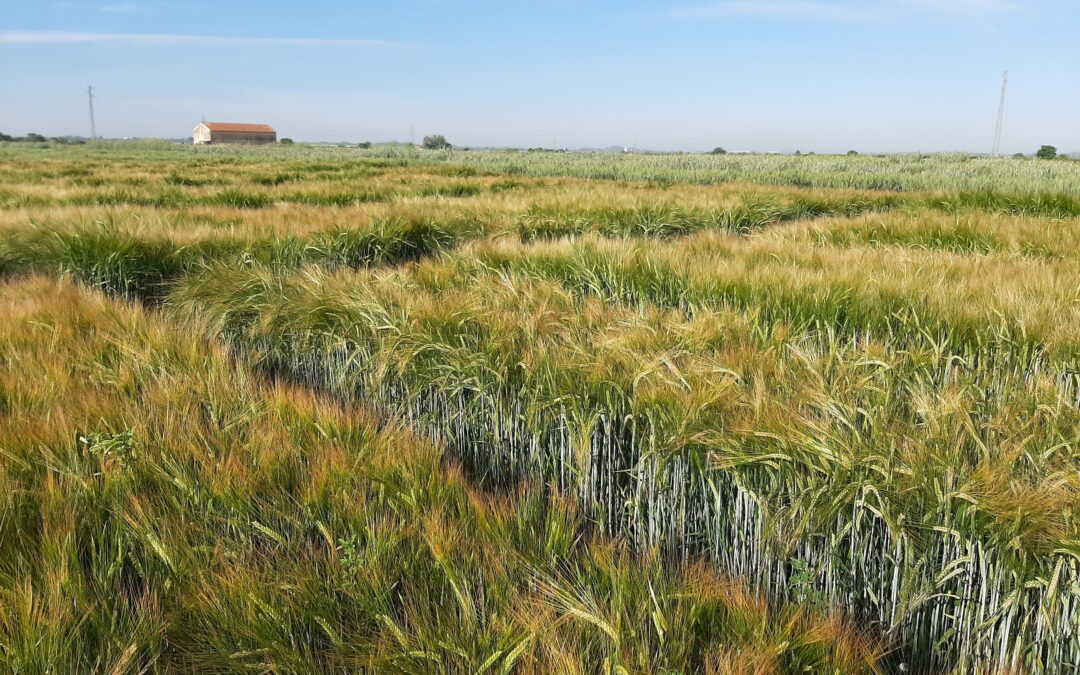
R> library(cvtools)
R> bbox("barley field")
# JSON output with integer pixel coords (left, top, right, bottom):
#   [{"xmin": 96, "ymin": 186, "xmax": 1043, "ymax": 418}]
[{"xmin": 2, "ymin": 141, "xmax": 1079, "ymax": 673}]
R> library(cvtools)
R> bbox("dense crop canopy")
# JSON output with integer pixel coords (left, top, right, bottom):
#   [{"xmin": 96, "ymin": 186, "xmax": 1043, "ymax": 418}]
[{"xmin": 2, "ymin": 142, "xmax": 1079, "ymax": 672}]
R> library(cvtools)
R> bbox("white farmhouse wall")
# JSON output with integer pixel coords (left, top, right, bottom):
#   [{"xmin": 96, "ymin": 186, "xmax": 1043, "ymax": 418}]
[{"xmin": 193, "ymin": 124, "xmax": 213, "ymax": 144}]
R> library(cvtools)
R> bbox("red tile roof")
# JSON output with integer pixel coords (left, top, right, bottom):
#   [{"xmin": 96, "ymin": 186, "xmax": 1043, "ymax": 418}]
[{"xmin": 202, "ymin": 122, "xmax": 276, "ymax": 134}]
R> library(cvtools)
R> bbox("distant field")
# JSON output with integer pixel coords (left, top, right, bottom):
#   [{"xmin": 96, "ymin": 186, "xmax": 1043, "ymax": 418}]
[
  {"xmin": 390, "ymin": 146, "xmax": 1080, "ymax": 195},
  {"xmin": 4, "ymin": 139, "xmax": 1080, "ymax": 194},
  {"xmin": 2, "ymin": 142, "xmax": 1079, "ymax": 672}
]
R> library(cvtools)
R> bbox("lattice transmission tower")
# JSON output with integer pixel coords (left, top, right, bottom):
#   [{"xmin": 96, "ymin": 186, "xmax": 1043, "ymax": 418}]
[
  {"xmin": 992, "ymin": 71, "xmax": 1008, "ymax": 157},
  {"xmin": 88, "ymin": 86, "xmax": 97, "ymax": 140}
]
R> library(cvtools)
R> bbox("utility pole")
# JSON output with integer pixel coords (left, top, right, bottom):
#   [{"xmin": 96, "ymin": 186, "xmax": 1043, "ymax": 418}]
[
  {"xmin": 88, "ymin": 85, "xmax": 97, "ymax": 140},
  {"xmin": 992, "ymin": 71, "xmax": 1008, "ymax": 157}
]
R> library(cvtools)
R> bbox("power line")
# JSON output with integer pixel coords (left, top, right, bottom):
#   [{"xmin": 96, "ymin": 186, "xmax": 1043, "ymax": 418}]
[{"xmin": 992, "ymin": 71, "xmax": 1008, "ymax": 157}]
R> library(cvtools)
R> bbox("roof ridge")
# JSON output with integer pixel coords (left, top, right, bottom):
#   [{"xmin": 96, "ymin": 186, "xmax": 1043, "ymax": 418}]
[{"xmin": 199, "ymin": 122, "xmax": 276, "ymax": 133}]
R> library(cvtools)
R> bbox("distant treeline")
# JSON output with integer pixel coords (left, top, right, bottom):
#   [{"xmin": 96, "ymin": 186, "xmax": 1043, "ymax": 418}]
[{"xmin": 0, "ymin": 132, "xmax": 87, "ymax": 144}]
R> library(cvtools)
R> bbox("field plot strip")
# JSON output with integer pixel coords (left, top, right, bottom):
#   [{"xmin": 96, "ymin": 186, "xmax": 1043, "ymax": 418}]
[
  {"xmin": 168, "ymin": 258, "xmax": 1080, "ymax": 672},
  {"xmin": 0, "ymin": 277, "xmax": 885, "ymax": 673},
  {"xmin": 364, "ymin": 146, "xmax": 1080, "ymax": 197}
]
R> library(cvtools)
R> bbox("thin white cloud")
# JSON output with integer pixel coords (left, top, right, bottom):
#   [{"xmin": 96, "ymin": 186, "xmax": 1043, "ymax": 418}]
[
  {"xmin": 896, "ymin": 0, "xmax": 1024, "ymax": 15},
  {"xmin": 670, "ymin": 1, "xmax": 876, "ymax": 20},
  {"xmin": 671, "ymin": 0, "xmax": 1026, "ymax": 21},
  {"xmin": 0, "ymin": 31, "xmax": 396, "ymax": 47}
]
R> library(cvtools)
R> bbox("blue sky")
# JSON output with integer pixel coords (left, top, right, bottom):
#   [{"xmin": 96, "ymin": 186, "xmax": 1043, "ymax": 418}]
[{"xmin": 1, "ymin": 1, "xmax": 1077, "ymax": 152}]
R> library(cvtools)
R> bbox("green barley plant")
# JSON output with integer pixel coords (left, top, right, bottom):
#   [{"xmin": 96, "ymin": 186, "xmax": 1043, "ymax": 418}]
[
  {"xmin": 166, "ymin": 256, "xmax": 1080, "ymax": 672},
  {"xmin": 0, "ymin": 276, "xmax": 878, "ymax": 672},
  {"xmin": 4, "ymin": 143, "xmax": 1080, "ymax": 672}
]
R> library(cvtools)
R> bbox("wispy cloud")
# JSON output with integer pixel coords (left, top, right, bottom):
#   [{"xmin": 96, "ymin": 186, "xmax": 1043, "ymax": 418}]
[
  {"xmin": 895, "ymin": 0, "xmax": 1024, "ymax": 15},
  {"xmin": 670, "ymin": 1, "xmax": 874, "ymax": 20},
  {"xmin": 0, "ymin": 31, "xmax": 396, "ymax": 47},
  {"xmin": 670, "ymin": 0, "xmax": 1026, "ymax": 21}
]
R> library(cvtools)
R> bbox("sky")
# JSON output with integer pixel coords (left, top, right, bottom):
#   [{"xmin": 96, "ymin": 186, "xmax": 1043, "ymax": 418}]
[{"xmin": 0, "ymin": 0, "xmax": 1077, "ymax": 153}]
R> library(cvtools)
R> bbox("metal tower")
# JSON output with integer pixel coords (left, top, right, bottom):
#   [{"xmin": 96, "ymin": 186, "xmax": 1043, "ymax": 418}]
[
  {"xmin": 88, "ymin": 86, "xmax": 97, "ymax": 140},
  {"xmin": 992, "ymin": 71, "xmax": 1008, "ymax": 157}
]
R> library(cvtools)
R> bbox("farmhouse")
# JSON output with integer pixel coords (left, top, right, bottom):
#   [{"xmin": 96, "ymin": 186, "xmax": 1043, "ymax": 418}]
[{"xmin": 193, "ymin": 122, "xmax": 277, "ymax": 145}]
